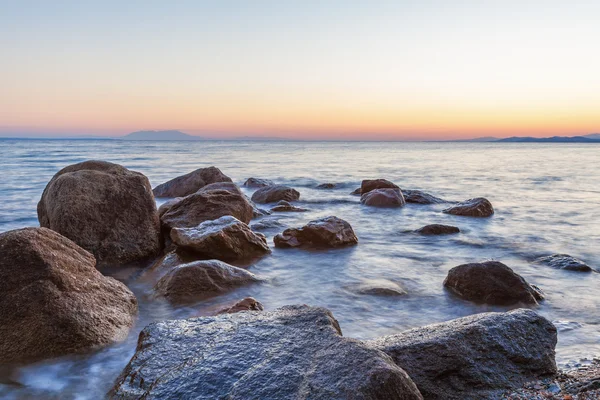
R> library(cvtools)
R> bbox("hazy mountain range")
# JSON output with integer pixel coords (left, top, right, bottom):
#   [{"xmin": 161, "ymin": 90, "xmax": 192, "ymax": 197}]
[{"xmin": 457, "ymin": 134, "xmax": 600, "ymax": 143}]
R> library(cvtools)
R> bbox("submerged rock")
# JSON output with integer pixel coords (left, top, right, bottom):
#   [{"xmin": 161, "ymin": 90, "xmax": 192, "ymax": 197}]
[
  {"xmin": 535, "ymin": 254, "xmax": 594, "ymax": 272},
  {"xmin": 251, "ymin": 184, "xmax": 300, "ymax": 203},
  {"xmin": 153, "ymin": 166, "xmax": 232, "ymax": 198},
  {"xmin": 361, "ymin": 188, "xmax": 406, "ymax": 207},
  {"xmin": 216, "ymin": 297, "xmax": 264, "ymax": 314},
  {"xmin": 243, "ymin": 177, "xmax": 275, "ymax": 188},
  {"xmin": 367, "ymin": 309, "xmax": 557, "ymax": 400},
  {"xmin": 347, "ymin": 279, "xmax": 407, "ymax": 296},
  {"xmin": 443, "ymin": 197, "xmax": 494, "ymax": 217},
  {"xmin": 274, "ymin": 216, "xmax": 358, "ymax": 248},
  {"xmin": 444, "ymin": 261, "xmax": 544, "ymax": 305},
  {"xmin": 137, "ymin": 250, "xmax": 196, "ymax": 283},
  {"xmin": 270, "ymin": 200, "xmax": 308, "ymax": 212},
  {"xmin": 37, "ymin": 160, "xmax": 161, "ymax": 265},
  {"xmin": 416, "ymin": 224, "xmax": 460, "ymax": 235},
  {"xmin": 403, "ymin": 189, "xmax": 446, "ymax": 204},
  {"xmin": 0, "ymin": 228, "xmax": 137, "ymax": 365},
  {"xmin": 170, "ymin": 216, "xmax": 270, "ymax": 262},
  {"xmin": 110, "ymin": 305, "xmax": 423, "ymax": 399},
  {"xmin": 153, "ymin": 260, "xmax": 262, "ymax": 304},
  {"xmin": 316, "ymin": 182, "xmax": 338, "ymax": 189},
  {"xmin": 360, "ymin": 179, "xmax": 400, "ymax": 194}
]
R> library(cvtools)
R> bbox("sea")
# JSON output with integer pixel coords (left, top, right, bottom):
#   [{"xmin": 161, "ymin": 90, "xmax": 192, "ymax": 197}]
[{"xmin": 0, "ymin": 139, "xmax": 599, "ymax": 399}]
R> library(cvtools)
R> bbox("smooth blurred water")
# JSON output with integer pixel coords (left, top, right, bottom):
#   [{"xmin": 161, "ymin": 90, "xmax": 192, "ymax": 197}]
[{"xmin": 1, "ymin": 139, "xmax": 599, "ymax": 399}]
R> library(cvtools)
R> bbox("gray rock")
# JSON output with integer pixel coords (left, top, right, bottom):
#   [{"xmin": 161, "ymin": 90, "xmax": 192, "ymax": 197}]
[
  {"xmin": 243, "ymin": 177, "xmax": 275, "ymax": 188},
  {"xmin": 347, "ymin": 279, "xmax": 408, "ymax": 296},
  {"xmin": 109, "ymin": 305, "xmax": 423, "ymax": 399},
  {"xmin": 367, "ymin": 309, "xmax": 557, "ymax": 400},
  {"xmin": 361, "ymin": 179, "xmax": 400, "ymax": 194},
  {"xmin": 403, "ymin": 190, "xmax": 446, "ymax": 204},
  {"xmin": 416, "ymin": 224, "xmax": 460, "ymax": 235},
  {"xmin": 274, "ymin": 216, "xmax": 358, "ymax": 248},
  {"xmin": 251, "ymin": 185, "xmax": 300, "ymax": 203},
  {"xmin": 443, "ymin": 197, "xmax": 494, "ymax": 217},
  {"xmin": 153, "ymin": 166, "xmax": 232, "ymax": 198},
  {"xmin": 360, "ymin": 188, "xmax": 406, "ymax": 207},
  {"xmin": 270, "ymin": 200, "xmax": 308, "ymax": 212},
  {"xmin": 316, "ymin": 183, "xmax": 337, "ymax": 189},
  {"xmin": 535, "ymin": 254, "xmax": 594, "ymax": 272}
]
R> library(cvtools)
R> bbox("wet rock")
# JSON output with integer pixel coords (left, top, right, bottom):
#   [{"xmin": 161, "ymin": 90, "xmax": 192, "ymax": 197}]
[
  {"xmin": 316, "ymin": 183, "xmax": 337, "ymax": 189},
  {"xmin": 110, "ymin": 305, "xmax": 423, "ymax": 399},
  {"xmin": 361, "ymin": 188, "xmax": 406, "ymax": 207},
  {"xmin": 367, "ymin": 309, "xmax": 557, "ymax": 400},
  {"xmin": 37, "ymin": 160, "xmax": 161, "ymax": 265},
  {"xmin": 0, "ymin": 228, "xmax": 137, "ymax": 365},
  {"xmin": 157, "ymin": 197, "xmax": 183, "ymax": 217},
  {"xmin": 350, "ymin": 187, "xmax": 362, "ymax": 195},
  {"xmin": 153, "ymin": 166, "xmax": 232, "ymax": 198},
  {"xmin": 216, "ymin": 297, "xmax": 264, "ymax": 314},
  {"xmin": 444, "ymin": 261, "xmax": 544, "ymax": 305},
  {"xmin": 347, "ymin": 279, "xmax": 407, "ymax": 296},
  {"xmin": 137, "ymin": 250, "xmax": 196, "ymax": 283},
  {"xmin": 243, "ymin": 177, "xmax": 275, "ymax": 188},
  {"xmin": 250, "ymin": 219, "xmax": 285, "ymax": 231},
  {"xmin": 170, "ymin": 216, "xmax": 270, "ymax": 262},
  {"xmin": 274, "ymin": 216, "xmax": 358, "ymax": 248},
  {"xmin": 403, "ymin": 189, "xmax": 446, "ymax": 204},
  {"xmin": 153, "ymin": 260, "xmax": 262, "ymax": 304},
  {"xmin": 536, "ymin": 254, "xmax": 594, "ymax": 272},
  {"xmin": 361, "ymin": 179, "xmax": 400, "ymax": 194},
  {"xmin": 251, "ymin": 184, "xmax": 300, "ymax": 203},
  {"xmin": 161, "ymin": 183, "xmax": 254, "ymax": 230},
  {"xmin": 416, "ymin": 224, "xmax": 460, "ymax": 235},
  {"xmin": 443, "ymin": 197, "xmax": 494, "ymax": 217},
  {"xmin": 270, "ymin": 200, "xmax": 308, "ymax": 212}
]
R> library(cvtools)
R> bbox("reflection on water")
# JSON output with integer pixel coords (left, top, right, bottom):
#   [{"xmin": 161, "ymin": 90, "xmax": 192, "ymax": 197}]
[{"xmin": 1, "ymin": 139, "xmax": 599, "ymax": 398}]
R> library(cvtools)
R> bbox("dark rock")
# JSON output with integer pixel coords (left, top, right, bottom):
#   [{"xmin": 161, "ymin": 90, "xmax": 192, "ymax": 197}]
[
  {"xmin": 251, "ymin": 185, "xmax": 300, "ymax": 203},
  {"xmin": 0, "ymin": 228, "xmax": 137, "ymax": 365},
  {"xmin": 153, "ymin": 260, "xmax": 262, "ymax": 304},
  {"xmin": 350, "ymin": 187, "xmax": 362, "ymax": 195},
  {"xmin": 243, "ymin": 177, "xmax": 275, "ymax": 188},
  {"xmin": 170, "ymin": 216, "xmax": 270, "ymax": 262},
  {"xmin": 153, "ymin": 166, "xmax": 232, "ymax": 198},
  {"xmin": 37, "ymin": 160, "xmax": 161, "ymax": 265},
  {"xmin": 347, "ymin": 279, "xmax": 407, "ymax": 296},
  {"xmin": 361, "ymin": 188, "xmax": 406, "ymax": 207},
  {"xmin": 416, "ymin": 224, "xmax": 460, "ymax": 235},
  {"xmin": 158, "ymin": 197, "xmax": 183, "ymax": 217},
  {"xmin": 361, "ymin": 179, "xmax": 400, "ymax": 194},
  {"xmin": 367, "ymin": 309, "xmax": 557, "ymax": 400},
  {"xmin": 270, "ymin": 200, "xmax": 308, "ymax": 212},
  {"xmin": 250, "ymin": 219, "xmax": 285, "ymax": 231},
  {"xmin": 536, "ymin": 254, "xmax": 594, "ymax": 272},
  {"xmin": 137, "ymin": 250, "xmax": 196, "ymax": 283},
  {"xmin": 216, "ymin": 297, "xmax": 264, "ymax": 314},
  {"xmin": 317, "ymin": 183, "xmax": 337, "ymax": 189},
  {"xmin": 443, "ymin": 197, "xmax": 494, "ymax": 217},
  {"xmin": 444, "ymin": 261, "xmax": 544, "ymax": 305},
  {"xmin": 274, "ymin": 216, "xmax": 358, "ymax": 248},
  {"xmin": 403, "ymin": 190, "xmax": 446, "ymax": 204},
  {"xmin": 109, "ymin": 305, "xmax": 423, "ymax": 399}
]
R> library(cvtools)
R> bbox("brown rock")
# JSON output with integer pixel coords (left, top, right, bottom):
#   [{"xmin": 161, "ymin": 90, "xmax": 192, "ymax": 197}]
[
  {"xmin": 152, "ymin": 166, "xmax": 232, "ymax": 198},
  {"xmin": 403, "ymin": 190, "xmax": 446, "ymax": 204},
  {"xmin": 347, "ymin": 279, "xmax": 408, "ymax": 296},
  {"xmin": 251, "ymin": 185, "xmax": 300, "ymax": 203},
  {"xmin": 274, "ymin": 216, "xmax": 358, "ymax": 248},
  {"xmin": 217, "ymin": 297, "xmax": 264, "ymax": 314},
  {"xmin": 270, "ymin": 200, "xmax": 308, "ymax": 212},
  {"xmin": 360, "ymin": 188, "xmax": 406, "ymax": 207},
  {"xmin": 443, "ymin": 197, "xmax": 494, "ymax": 217},
  {"xmin": 316, "ymin": 183, "xmax": 337, "ymax": 189},
  {"xmin": 360, "ymin": 179, "xmax": 400, "ymax": 194},
  {"xmin": 243, "ymin": 177, "xmax": 275, "ymax": 188},
  {"xmin": 416, "ymin": 224, "xmax": 460, "ymax": 235},
  {"xmin": 350, "ymin": 187, "xmax": 362, "ymax": 195}
]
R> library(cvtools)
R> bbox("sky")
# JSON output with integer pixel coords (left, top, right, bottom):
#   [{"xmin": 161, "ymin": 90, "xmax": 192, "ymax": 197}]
[{"xmin": 1, "ymin": 0, "xmax": 600, "ymax": 140}]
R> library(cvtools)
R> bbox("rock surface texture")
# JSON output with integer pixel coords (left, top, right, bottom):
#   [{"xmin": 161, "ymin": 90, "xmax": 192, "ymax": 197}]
[
  {"xmin": 416, "ymin": 224, "xmax": 460, "ymax": 235},
  {"xmin": 536, "ymin": 254, "xmax": 594, "ymax": 272},
  {"xmin": 216, "ymin": 297, "xmax": 264, "ymax": 314},
  {"xmin": 360, "ymin": 179, "xmax": 400, "ymax": 194},
  {"xmin": 443, "ymin": 197, "xmax": 494, "ymax": 217},
  {"xmin": 251, "ymin": 184, "xmax": 300, "ymax": 203},
  {"xmin": 243, "ymin": 177, "xmax": 275, "ymax": 188},
  {"xmin": 270, "ymin": 200, "xmax": 308, "ymax": 212},
  {"xmin": 274, "ymin": 216, "xmax": 358, "ymax": 248},
  {"xmin": 153, "ymin": 166, "xmax": 232, "ymax": 197},
  {"xmin": 360, "ymin": 188, "xmax": 406, "ymax": 207},
  {"xmin": 403, "ymin": 190, "xmax": 447, "ymax": 204}
]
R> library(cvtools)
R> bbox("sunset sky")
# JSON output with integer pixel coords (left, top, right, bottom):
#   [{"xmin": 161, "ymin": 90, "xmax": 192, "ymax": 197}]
[{"xmin": 1, "ymin": 1, "xmax": 599, "ymax": 140}]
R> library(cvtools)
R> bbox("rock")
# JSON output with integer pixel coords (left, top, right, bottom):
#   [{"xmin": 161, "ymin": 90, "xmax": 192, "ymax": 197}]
[
  {"xmin": 216, "ymin": 297, "xmax": 264, "ymax": 314},
  {"xmin": 251, "ymin": 184, "xmax": 300, "ymax": 203},
  {"xmin": 0, "ymin": 228, "xmax": 137, "ymax": 365},
  {"xmin": 535, "ymin": 254, "xmax": 594, "ymax": 272},
  {"xmin": 199, "ymin": 182, "xmax": 269, "ymax": 218},
  {"xmin": 153, "ymin": 260, "xmax": 262, "ymax": 304},
  {"xmin": 361, "ymin": 188, "xmax": 406, "ymax": 207},
  {"xmin": 347, "ymin": 279, "xmax": 407, "ymax": 296},
  {"xmin": 109, "ymin": 305, "xmax": 423, "ymax": 399},
  {"xmin": 250, "ymin": 219, "xmax": 285, "ymax": 231},
  {"xmin": 153, "ymin": 166, "xmax": 232, "ymax": 198},
  {"xmin": 317, "ymin": 183, "xmax": 337, "ymax": 189},
  {"xmin": 243, "ymin": 177, "xmax": 275, "ymax": 188},
  {"xmin": 274, "ymin": 216, "xmax": 358, "ymax": 248},
  {"xmin": 416, "ymin": 224, "xmax": 460, "ymax": 235},
  {"xmin": 157, "ymin": 197, "xmax": 184, "ymax": 217},
  {"xmin": 170, "ymin": 216, "xmax": 270, "ymax": 261},
  {"xmin": 403, "ymin": 189, "xmax": 446, "ymax": 204},
  {"xmin": 270, "ymin": 200, "xmax": 308, "ymax": 212},
  {"xmin": 37, "ymin": 160, "xmax": 161, "ymax": 265},
  {"xmin": 161, "ymin": 183, "xmax": 254, "ymax": 230},
  {"xmin": 361, "ymin": 179, "xmax": 400, "ymax": 194},
  {"xmin": 367, "ymin": 309, "xmax": 557, "ymax": 400},
  {"xmin": 350, "ymin": 187, "xmax": 362, "ymax": 195},
  {"xmin": 444, "ymin": 261, "xmax": 544, "ymax": 305},
  {"xmin": 443, "ymin": 197, "xmax": 494, "ymax": 217},
  {"xmin": 137, "ymin": 250, "xmax": 196, "ymax": 283}
]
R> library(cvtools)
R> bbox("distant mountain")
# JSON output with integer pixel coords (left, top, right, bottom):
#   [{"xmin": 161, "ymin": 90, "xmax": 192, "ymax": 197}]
[
  {"xmin": 449, "ymin": 136, "xmax": 499, "ymax": 142},
  {"xmin": 583, "ymin": 133, "xmax": 600, "ymax": 140},
  {"xmin": 496, "ymin": 136, "xmax": 600, "ymax": 143},
  {"xmin": 120, "ymin": 130, "xmax": 202, "ymax": 141}
]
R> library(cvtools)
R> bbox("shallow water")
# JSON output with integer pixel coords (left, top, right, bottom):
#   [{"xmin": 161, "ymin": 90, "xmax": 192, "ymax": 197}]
[{"xmin": 1, "ymin": 139, "xmax": 599, "ymax": 399}]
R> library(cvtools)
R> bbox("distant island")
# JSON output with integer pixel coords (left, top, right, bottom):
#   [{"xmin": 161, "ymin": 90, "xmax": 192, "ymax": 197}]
[
  {"xmin": 119, "ymin": 130, "xmax": 203, "ymax": 141},
  {"xmin": 454, "ymin": 133, "xmax": 600, "ymax": 143}
]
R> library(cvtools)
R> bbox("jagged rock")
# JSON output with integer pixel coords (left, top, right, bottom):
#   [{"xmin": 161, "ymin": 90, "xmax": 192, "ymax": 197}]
[
  {"xmin": 270, "ymin": 200, "xmax": 308, "ymax": 212},
  {"xmin": 403, "ymin": 190, "xmax": 446, "ymax": 204},
  {"xmin": 274, "ymin": 216, "xmax": 358, "ymax": 248},
  {"xmin": 360, "ymin": 188, "xmax": 406, "ymax": 207},
  {"xmin": 535, "ymin": 254, "xmax": 594, "ymax": 272},
  {"xmin": 153, "ymin": 166, "xmax": 232, "ymax": 198},
  {"xmin": 216, "ymin": 297, "xmax": 264, "ymax": 314},
  {"xmin": 416, "ymin": 224, "xmax": 460, "ymax": 235},
  {"xmin": 251, "ymin": 185, "xmax": 300, "ymax": 203},
  {"xmin": 361, "ymin": 179, "xmax": 400, "ymax": 194},
  {"xmin": 443, "ymin": 197, "xmax": 494, "ymax": 217},
  {"xmin": 243, "ymin": 177, "xmax": 275, "ymax": 188}
]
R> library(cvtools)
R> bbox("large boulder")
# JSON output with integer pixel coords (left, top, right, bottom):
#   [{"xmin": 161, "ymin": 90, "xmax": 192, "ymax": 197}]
[
  {"xmin": 443, "ymin": 197, "xmax": 494, "ymax": 217},
  {"xmin": 109, "ymin": 305, "xmax": 423, "ymax": 399},
  {"xmin": 367, "ymin": 309, "xmax": 557, "ymax": 400},
  {"xmin": 416, "ymin": 224, "xmax": 460, "ymax": 235},
  {"xmin": 361, "ymin": 188, "xmax": 406, "ymax": 207},
  {"xmin": 0, "ymin": 228, "xmax": 137, "ymax": 365},
  {"xmin": 153, "ymin": 260, "xmax": 262, "ymax": 304},
  {"xmin": 243, "ymin": 177, "xmax": 274, "ymax": 188},
  {"xmin": 37, "ymin": 160, "xmax": 161, "ymax": 265},
  {"xmin": 251, "ymin": 185, "xmax": 300, "ymax": 203},
  {"xmin": 170, "ymin": 216, "xmax": 270, "ymax": 262},
  {"xmin": 360, "ymin": 179, "xmax": 399, "ymax": 194},
  {"xmin": 444, "ymin": 261, "xmax": 544, "ymax": 305},
  {"xmin": 535, "ymin": 254, "xmax": 594, "ymax": 272},
  {"xmin": 274, "ymin": 216, "xmax": 358, "ymax": 248},
  {"xmin": 152, "ymin": 166, "xmax": 232, "ymax": 198},
  {"xmin": 403, "ymin": 190, "xmax": 446, "ymax": 204},
  {"xmin": 161, "ymin": 183, "xmax": 254, "ymax": 230}
]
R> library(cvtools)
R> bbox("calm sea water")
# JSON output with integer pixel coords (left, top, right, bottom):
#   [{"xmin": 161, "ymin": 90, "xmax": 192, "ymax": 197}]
[{"xmin": 1, "ymin": 139, "xmax": 599, "ymax": 399}]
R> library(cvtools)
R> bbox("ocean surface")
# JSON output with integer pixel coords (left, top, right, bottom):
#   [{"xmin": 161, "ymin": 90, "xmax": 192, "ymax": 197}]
[{"xmin": 1, "ymin": 139, "xmax": 599, "ymax": 399}]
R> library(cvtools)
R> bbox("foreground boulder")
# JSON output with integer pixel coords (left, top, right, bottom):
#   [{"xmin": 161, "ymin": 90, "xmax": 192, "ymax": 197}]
[
  {"xmin": 274, "ymin": 216, "xmax": 358, "ymax": 248},
  {"xmin": 217, "ymin": 297, "xmax": 264, "ymax": 314},
  {"xmin": 361, "ymin": 179, "xmax": 399, "ymax": 194},
  {"xmin": 243, "ymin": 177, "xmax": 274, "ymax": 188},
  {"xmin": 416, "ymin": 224, "xmax": 460, "ymax": 235},
  {"xmin": 109, "ymin": 305, "xmax": 423, "ymax": 399},
  {"xmin": 444, "ymin": 261, "xmax": 544, "ymax": 305},
  {"xmin": 443, "ymin": 197, "xmax": 494, "ymax": 217},
  {"xmin": 37, "ymin": 160, "xmax": 161, "ymax": 265},
  {"xmin": 270, "ymin": 200, "xmax": 308, "ymax": 212},
  {"xmin": 535, "ymin": 254, "xmax": 594, "ymax": 272},
  {"xmin": 403, "ymin": 190, "xmax": 446, "ymax": 204},
  {"xmin": 367, "ymin": 309, "xmax": 557, "ymax": 400},
  {"xmin": 153, "ymin": 260, "xmax": 262, "ymax": 304},
  {"xmin": 0, "ymin": 228, "xmax": 137, "ymax": 365},
  {"xmin": 171, "ymin": 216, "xmax": 270, "ymax": 261},
  {"xmin": 153, "ymin": 166, "xmax": 232, "ymax": 197},
  {"xmin": 251, "ymin": 184, "xmax": 300, "ymax": 203},
  {"xmin": 361, "ymin": 188, "xmax": 406, "ymax": 207}
]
